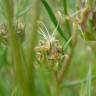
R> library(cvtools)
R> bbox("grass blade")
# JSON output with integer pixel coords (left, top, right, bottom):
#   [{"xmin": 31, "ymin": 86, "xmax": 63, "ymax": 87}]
[
  {"xmin": 41, "ymin": 0, "xmax": 67, "ymax": 41},
  {"xmin": 3, "ymin": 0, "xmax": 29, "ymax": 95},
  {"xmin": 26, "ymin": 0, "xmax": 41, "ymax": 95}
]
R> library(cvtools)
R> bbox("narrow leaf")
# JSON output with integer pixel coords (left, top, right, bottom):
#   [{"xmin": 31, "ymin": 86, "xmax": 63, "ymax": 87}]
[{"xmin": 41, "ymin": 0, "xmax": 67, "ymax": 41}]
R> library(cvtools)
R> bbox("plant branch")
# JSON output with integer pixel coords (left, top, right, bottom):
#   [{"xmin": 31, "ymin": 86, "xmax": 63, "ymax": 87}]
[{"xmin": 3, "ymin": 0, "xmax": 28, "ymax": 96}]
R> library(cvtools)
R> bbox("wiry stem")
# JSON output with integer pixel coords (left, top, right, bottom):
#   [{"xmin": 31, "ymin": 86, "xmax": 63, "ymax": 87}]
[
  {"xmin": 63, "ymin": 0, "xmax": 71, "ymax": 37},
  {"xmin": 58, "ymin": 21, "xmax": 78, "ymax": 86},
  {"xmin": 58, "ymin": 49, "xmax": 73, "ymax": 85}
]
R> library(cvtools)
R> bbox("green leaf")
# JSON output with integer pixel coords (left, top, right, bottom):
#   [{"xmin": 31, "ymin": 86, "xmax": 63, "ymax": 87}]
[{"xmin": 41, "ymin": 0, "xmax": 67, "ymax": 41}]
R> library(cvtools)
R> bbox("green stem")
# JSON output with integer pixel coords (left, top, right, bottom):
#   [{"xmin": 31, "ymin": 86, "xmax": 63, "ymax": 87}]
[
  {"xmin": 63, "ymin": 0, "xmax": 71, "ymax": 37},
  {"xmin": 26, "ymin": 0, "xmax": 41, "ymax": 95},
  {"xmin": 3, "ymin": 0, "xmax": 28, "ymax": 96},
  {"xmin": 63, "ymin": 0, "xmax": 68, "ymax": 15},
  {"xmin": 58, "ymin": 21, "xmax": 78, "ymax": 86}
]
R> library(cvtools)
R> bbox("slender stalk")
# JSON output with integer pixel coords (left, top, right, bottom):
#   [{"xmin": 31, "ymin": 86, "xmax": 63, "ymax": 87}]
[
  {"xmin": 63, "ymin": 0, "xmax": 68, "ymax": 16},
  {"xmin": 63, "ymin": 0, "xmax": 71, "ymax": 37},
  {"xmin": 86, "ymin": 63, "xmax": 92, "ymax": 96},
  {"xmin": 26, "ymin": 0, "xmax": 41, "ymax": 95},
  {"xmin": 58, "ymin": 21, "xmax": 78, "ymax": 86},
  {"xmin": 3, "ymin": 0, "xmax": 28, "ymax": 96},
  {"xmin": 58, "ymin": 49, "xmax": 73, "ymax": 85},
  {"xmin": 56, "ymin": 82, "xmax": 60, "ymax": 96}
]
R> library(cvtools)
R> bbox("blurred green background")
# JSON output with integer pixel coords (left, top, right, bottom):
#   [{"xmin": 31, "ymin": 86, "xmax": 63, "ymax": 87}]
[{"xmin": 0, "ymin": 0, "xmax": 96, "ymax": 96}]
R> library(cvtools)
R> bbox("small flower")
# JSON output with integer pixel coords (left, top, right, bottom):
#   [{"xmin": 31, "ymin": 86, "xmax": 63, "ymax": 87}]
[{"xmin": 35, "ymin": 22, "xmax": 63, "ymax": 60}]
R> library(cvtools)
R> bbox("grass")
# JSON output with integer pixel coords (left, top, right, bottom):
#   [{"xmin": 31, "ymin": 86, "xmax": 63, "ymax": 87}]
[{"xmin": 0, "ymin": 0, "xmax": 96, "ymax": 96}]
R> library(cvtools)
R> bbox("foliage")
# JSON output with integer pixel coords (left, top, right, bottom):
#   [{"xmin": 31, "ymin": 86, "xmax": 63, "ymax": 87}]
[{"xmin": 0, "ymin": 0, "xmax": 96, "ymax": 96}]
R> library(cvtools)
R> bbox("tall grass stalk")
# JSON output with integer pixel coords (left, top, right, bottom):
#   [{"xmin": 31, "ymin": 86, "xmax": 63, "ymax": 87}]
[
  {"xmin": 3, "ymin": 0, "xmax": 41, "ymax": 95},
  {"xmin": 26, "ymin": 0, "xmax": 41, "ymax": 96},
  {"xmin": 58, "ymin": 22, "xmax": 78, "ymax": 86},
  {"xmin": 63, "ymin": 0, "xmax": 71, "ymax": 37},
  {"xmin": 86, "ymin": 63, "xmax": 92, "ymax": 96},
  {"xmin": 3, "ymin": 0, "xmax": 29, "ymax": 96}
]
